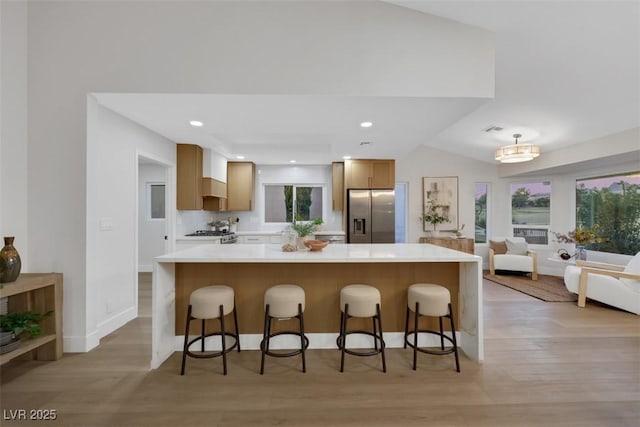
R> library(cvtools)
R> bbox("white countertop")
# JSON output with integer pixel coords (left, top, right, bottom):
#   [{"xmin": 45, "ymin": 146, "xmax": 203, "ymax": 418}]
[
  {"xmin": 177, "ymin": 230, "xmax": 345, "ymax": 240},
  {"xmin": 156, "ymin": 243, "xmax": 480, "ymax": 263},
  {"xmin": 176, "ymin": 235, "xmax": 222, "ymax": 241}
]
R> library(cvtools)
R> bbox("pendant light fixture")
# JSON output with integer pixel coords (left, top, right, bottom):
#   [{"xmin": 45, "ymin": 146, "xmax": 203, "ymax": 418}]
[{"xmin": 494, "ymin": 133, "xmax": 540, "ymax": 163}]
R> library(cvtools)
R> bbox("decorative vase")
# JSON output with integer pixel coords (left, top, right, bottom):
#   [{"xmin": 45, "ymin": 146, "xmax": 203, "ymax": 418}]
[
  {"xmin": 575, "ymin": 245, "xmax": 587, "ymax": 261},
  {"xmin": 430, "ymin": 229, "xmax": 440, "ymax": 237},
  {"xmin": 0, "ymin": 236, "xmax": 22, "ymax": 283},
  {"xmin": 297, "ymin": 236, "xmax": 310, "ymax": 251}
]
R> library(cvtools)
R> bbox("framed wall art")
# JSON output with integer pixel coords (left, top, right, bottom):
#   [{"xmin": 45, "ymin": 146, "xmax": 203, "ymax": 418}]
[{"xmin": 422, "ymin": 176, "xmax": 459, "ymax": 232}]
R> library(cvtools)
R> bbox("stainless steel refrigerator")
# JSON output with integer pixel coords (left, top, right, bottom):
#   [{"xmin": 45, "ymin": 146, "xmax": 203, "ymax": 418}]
[{"xmin": 347, "ymin": 189, "xmax": 395, "ymax": 243}]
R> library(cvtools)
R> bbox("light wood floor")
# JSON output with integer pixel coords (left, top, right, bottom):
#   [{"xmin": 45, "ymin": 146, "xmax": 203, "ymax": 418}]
[{"xmin": 1, "ymin": 275, "xmax": 639, "ymax": 426}]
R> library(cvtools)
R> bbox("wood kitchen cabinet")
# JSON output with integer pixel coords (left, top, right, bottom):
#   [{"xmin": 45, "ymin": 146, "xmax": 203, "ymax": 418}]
[
  {"xmin": 176, "ymin": 144, "xmax": 203, "ymax": 210},
  {"xmin": 332, "ymin": 162, "xmax": 344, "ymax": 211},
  {"xmin": 0, "ymin": 273, "xmax": 63, "ymax": 366},
  {"xmin": 226, "ymin": 162, "xmax": 255, "ymax": 211},
  {"xmin": 344, "ymin": 159, "xmax": 395, "ymax": 189},
  {"xmin": 419, "ymin": 237, "xmax": 474, "ymax": 254},
  {"xmin": 202, "ymin": 177, "xmax": 228, "ymax": 211}
]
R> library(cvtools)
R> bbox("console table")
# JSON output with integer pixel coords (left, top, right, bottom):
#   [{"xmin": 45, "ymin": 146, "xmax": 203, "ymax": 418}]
[
  {"xmin": 419, "ymin": 237, "xmax": 475, "ymax": 254},
  {"xmin": 0, "ymin": 273, "xmax": 63, "ymax": 365}
]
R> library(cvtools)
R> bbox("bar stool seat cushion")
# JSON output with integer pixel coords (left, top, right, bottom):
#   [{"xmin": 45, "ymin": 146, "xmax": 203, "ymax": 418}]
[
  {"xmin": 265, "ymin": 284, "xmax": 305, "ymax": 318},
  {"xmin": 408, "ymin": 284, "xmax": 450, "ymax": 317},
  {"xmin": 190, "ymin": 285, "xmax": 235, "ymax": 319},
  {"xmin": 340, "ymin": 284, "xmax": 381, "ymax": 317}
]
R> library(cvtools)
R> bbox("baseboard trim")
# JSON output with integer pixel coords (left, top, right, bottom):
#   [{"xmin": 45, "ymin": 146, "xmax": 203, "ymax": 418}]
[
  {"xmin": 97, "ymin": 306, "xmax": 137, "ymax": 340},
  {"xmin": 63, "ymin": 330, "xmax": 99, "ymax": 353}
]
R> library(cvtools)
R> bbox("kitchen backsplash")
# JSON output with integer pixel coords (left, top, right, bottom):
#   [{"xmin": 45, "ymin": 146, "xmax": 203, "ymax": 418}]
[{"xmin": 177, "ymin": 209, "xmax": 343, "ymax": 235}]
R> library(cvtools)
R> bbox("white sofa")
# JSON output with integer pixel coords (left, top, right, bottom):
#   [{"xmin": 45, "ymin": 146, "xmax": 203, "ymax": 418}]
[
  {"xmin": 489, "ymin": 237, "xmax": 538, "ymax": 280},
  {"xmin": 564, "ymin": 252, "xmax": 640, "ymax": 315}
]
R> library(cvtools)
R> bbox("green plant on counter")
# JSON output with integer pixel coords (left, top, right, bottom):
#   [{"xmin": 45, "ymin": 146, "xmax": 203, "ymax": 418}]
[
  {"xmin": 291, "ymin": 217, "xmax": 323, "ymax": 237},
  {"xmin": 0, "ymin": 310, "xmax": 51, "ymax": 339}
]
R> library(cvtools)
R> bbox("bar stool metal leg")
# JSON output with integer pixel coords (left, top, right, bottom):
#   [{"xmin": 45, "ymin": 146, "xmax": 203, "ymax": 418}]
[
  {"xmin": 219, "ymin": 305, "xmax": 227, "ymax": 375},
  {"xmin": 376, "ymin": 303, "xmax": 386, "ymax": 373},
  {"xmin": 180, "ymin": 305, "xmax": 193, "ymax": 375},
  {"xmin": 340, "ymin": 303, "xmax": 348, "ymax": 373},
  {"xmin": 260, "ymin": 304, "xmax": 270, "ymax": 375},
  {"xmin": 449, "ymin": 303, "xmax": 460, "ymax": 373},
  {"xmin": 233, "ymin": 299, "xmax": 241, "ymax": 352},
  {"xmin": 299, "ymin": 303, "xmax": 306, "ymax": 373},
  {"xmin": 403, "ymin": 306, "xmax": 410, "ymax": 350}
]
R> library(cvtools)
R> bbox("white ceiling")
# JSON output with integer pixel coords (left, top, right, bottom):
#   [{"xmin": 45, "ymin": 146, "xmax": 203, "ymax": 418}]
[{"xmin": 96, "ymin": 1, "xmax": 640, "ymax": 166}]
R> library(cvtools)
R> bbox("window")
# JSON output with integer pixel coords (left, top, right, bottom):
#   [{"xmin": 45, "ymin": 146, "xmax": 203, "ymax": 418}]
[
  {"xmin": 147, "ymin": 183, "xmax": 165, "ymax": 219},
  {"xmin": 576, "ymin": 172, "xmax": 640, "ymax": 255},
  {"xmin": 395, "ymin": 182, "xmax": 407, "ymax": 243},
  {"xmin": 264, "ymin": 185, "xmax": 323, "ymax": 223},
  {"xmin": 511, "ymin": 181, "xmax": 550, "ymax": 244},
  {"xmin": 474, "ymin": 183, "xmax": 488, "ymax": 243}
]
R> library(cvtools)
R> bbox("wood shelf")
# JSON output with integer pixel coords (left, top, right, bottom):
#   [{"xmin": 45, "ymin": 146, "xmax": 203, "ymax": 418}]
[
  {"xmin": 419, "ymin": 237, "xmax": 474, "ymax": 254},
  {"xmin": 0, "ymin": 273, "xmax": 63, "ymax": 365},
  {"xmin": 0, "ymin": 334, "xmax": 56, "ymax": 366}
]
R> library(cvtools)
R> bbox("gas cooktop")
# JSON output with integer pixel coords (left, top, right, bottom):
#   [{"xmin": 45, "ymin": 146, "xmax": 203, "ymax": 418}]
[{"xmin": 185, "ymin": 230, "xmax": 234, "ymax": 237}]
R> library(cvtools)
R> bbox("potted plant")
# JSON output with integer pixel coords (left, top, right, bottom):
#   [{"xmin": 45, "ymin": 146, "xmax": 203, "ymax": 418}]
[
  {"xmin": 421, "ymin": 199, "xmax": 450, "ymax": 236},
  {"xmin": 0, "ymin": 310, "xmax": 50, "ymax": 341},
  {"xmin": 552, "ymin": 225, "xmax": 606, "ymax": 261},
  {"xmin": 291, "ymin": 217, "xmax": 323, "ymax": 250}
]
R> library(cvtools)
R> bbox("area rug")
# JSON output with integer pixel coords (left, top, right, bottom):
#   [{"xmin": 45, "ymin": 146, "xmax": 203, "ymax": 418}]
[{"xmin": 483, "ymin": 272, "xmax": 578, "ymax": 302}]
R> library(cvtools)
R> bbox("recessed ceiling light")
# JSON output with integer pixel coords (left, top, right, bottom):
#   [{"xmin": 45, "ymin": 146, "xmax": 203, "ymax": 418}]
[
  {"xmin": 342, "ymin": 155, "xmax": 352, "ymax": 160},
  {"xmin": 189, "ymin": 120, "xmax": 203, "ymax": 127},
  {"xmin": 289, "ymin": 160, "xmax": 297, "ymax": 163},
  {"xmin": 236, "ymin": 155, "xmax": 245, "ymax": 160},
  {"xmin": 360, "ymin": 121, "xmax": 373, "ymax": 128}
]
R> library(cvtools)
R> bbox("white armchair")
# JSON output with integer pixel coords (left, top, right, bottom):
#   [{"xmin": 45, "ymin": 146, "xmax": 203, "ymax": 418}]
[
  {"xmin": 563, "ymin": 252, "xmax": 640, "ymax": 314},
  {"xmin": 489, "ymin": 237, "xmax": 538, "ymax": 280}
]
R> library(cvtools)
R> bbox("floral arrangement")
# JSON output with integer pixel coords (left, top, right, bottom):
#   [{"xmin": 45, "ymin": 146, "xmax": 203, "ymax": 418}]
[
  {"xmin": 552, "ymin": 225, "xmax": 605, "ymax": 246},
  {"xmin": 291, "ymin": 218, "xmax": 323, "ymax": 237},
  {"xmin": 420, "ymin": 199, "xmax": 450, "ymax": 230}
]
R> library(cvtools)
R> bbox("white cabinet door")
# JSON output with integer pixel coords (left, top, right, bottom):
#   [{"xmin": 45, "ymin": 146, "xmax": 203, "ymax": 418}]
[
  {"xmin": 175, "ymin": 240, "xmax": 221, "ymax": 251},
  {"xmin": 240, "ymin": 235, "xmax": 270, "ymax": 244}
]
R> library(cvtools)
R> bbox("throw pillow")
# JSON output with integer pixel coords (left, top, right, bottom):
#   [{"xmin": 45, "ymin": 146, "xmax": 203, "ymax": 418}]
[
  {"xmin": 505, "ymin": 238, "xmax": 528, "ymax": 255},
  {"xmin": 489, "ymin": 240, "xmax": 507, "ymax": 255}
]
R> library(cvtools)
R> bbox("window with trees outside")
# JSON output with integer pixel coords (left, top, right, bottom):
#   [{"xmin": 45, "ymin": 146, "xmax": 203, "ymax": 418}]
[
  {"xmin": 475, "ymin": 183, "xmax": 488, "ymax": 243},
  {"xmin": 511, "ymin": 181, "xmax": 550, "ymax": 244},
  {"xmin": 264, "ymin": 185, "xmax": 323, "ymax": 223},
  {"xmin": 576, "ymin": 172, "xmax": 640, "ymax": 255}
]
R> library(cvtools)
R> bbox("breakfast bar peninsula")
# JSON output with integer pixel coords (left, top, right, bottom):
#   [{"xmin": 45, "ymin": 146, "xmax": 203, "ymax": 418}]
[{"xmin": 152, "ymin": 243, "xmax": 483, "ymax": 369}]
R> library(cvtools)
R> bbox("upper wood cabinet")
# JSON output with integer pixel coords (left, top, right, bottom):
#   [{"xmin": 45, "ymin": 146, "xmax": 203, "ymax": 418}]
[
  {"xmin": 176, "ymin": 144, "xmax": 203, "ymax": 210},
  {"xmin": 344, "ymin": 159, "xmax": 395, "ymax": 189},
  {"xmin": 332, "ymin": 162, "xmax": 344, "ymax": 211},
  {"xmin": 202, "ymin": 177, "xmax": 227, "ymax": 211},
  {"xmin": 202, "ymin": 177, "xmax": 226, "ymax": 198},
  {"xmin": 226, "ymin": 162, "xmax": 255, "ymax": 211}
]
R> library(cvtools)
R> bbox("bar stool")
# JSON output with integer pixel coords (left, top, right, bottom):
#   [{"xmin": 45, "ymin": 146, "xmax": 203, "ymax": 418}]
[
  {"xmin": 260, "ymin": 284, "xmax": 309, "ymax": 374},
  {"xmin": 337, "ymin": 284, "xmax": 386, "ymax": 373},
  {"xmin": 404, "ymin": 283, "xmax": 460, "ymax": 372},
  {"xmin": 180, "ymin": 285, "xmax": 240, "ymax": 376}
]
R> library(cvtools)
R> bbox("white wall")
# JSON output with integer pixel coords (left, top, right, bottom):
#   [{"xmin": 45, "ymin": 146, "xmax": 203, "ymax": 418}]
[
  {"xmin": 22, "ymin": 0, "xmax": 493, "ymax": 351},
  {"xmin": 85, "ymin": 97, "xmax": 175, "ymax": 351},
  {"xmin": 138, "ymin": 164, "xmax": 167, "ymax": 272},
  {"xmin": 182, "ymin": 164, "xmax": 343, "ymax": 234},
  {"xmin": 0, "ymin": 1, "xmax": 28, "ymax": 270},
  {"xmin": 396, "ymin": 145, "xmax": 499, "ymax": 245},
  {"xmin": 398, "ymin": 137, "xmax": 638, "ymax": 274}
]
